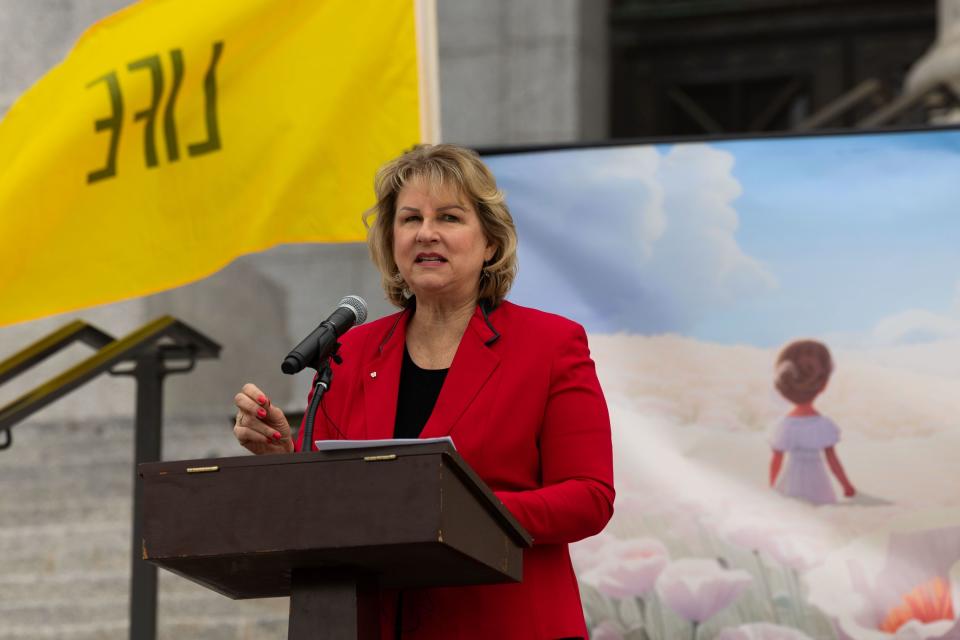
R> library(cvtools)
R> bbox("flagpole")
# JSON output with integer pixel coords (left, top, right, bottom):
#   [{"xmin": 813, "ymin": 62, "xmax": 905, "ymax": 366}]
[{"xmin": 415, "ymin": 0, "xmax": 441, "ymax": 143}]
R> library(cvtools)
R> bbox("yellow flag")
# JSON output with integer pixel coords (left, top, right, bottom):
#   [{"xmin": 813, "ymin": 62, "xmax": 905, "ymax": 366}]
[{"xmin": 0, "ymin": 0, "xmax": 434, "ymax": 326}]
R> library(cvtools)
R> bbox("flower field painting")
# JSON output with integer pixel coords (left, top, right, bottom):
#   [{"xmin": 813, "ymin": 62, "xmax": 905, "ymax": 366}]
[{"xmin": 486, "ymin": 128, "xmax": 960, "ymax": 640}]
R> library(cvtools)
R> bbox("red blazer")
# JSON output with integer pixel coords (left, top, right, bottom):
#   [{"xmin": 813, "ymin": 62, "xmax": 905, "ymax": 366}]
[{"xmin": 295, "ymin": 300, "xmax": 615, "ymax": 639}]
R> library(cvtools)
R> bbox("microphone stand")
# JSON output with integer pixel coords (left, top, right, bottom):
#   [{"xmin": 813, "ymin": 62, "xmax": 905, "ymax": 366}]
[{"xmin": 300, "ymin": 343, "xmax": 341, "ymax": 451}]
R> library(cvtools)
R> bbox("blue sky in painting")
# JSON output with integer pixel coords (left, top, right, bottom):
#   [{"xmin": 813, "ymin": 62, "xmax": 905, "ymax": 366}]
[{"xmin": 486, "ymin": 129, "xmax": 960, "ymax": 347}]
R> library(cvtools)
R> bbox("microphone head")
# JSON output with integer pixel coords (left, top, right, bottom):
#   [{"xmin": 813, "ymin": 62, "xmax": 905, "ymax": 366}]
[
  {"xmin": 281, "ymin": 355, "xmax": 302, "ymax": 375},
  {"xmin": 337, "ymin": 295, "xmax": 368, "ymax": 325}
]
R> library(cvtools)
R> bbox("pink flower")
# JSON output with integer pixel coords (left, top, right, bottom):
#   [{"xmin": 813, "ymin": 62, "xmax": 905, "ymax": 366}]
[
  {"xmin": 804, "ymin": 510, "xmax": 960, "ymax": 640},
  {"xmin": 717, "ymin": 510, "xmax": 829, "ymax": 571},
  {"xmin": 590, "ymin": 620, "xmax": 627, "ymax": 640},
  {"xmin": 655, "ymin": 558, "xmax": 753, "ymax": 623},
  {"xmin": 570, "ymin": 531, "xmax": 614, "ymax": 574},
  {"xmin": 716, "ymin": 622, "xmax": 815, "ymax": 640},
  {"xmin": 580, "ymin": 537, "xmax": 670, "ymax": 599},
  {"xmin": 718, "ymin": 513, "xmax": 789, "ymax": 552},
  {"xmin": 765, "ymin": 533, "xmax": 828, "ymax": 572}
]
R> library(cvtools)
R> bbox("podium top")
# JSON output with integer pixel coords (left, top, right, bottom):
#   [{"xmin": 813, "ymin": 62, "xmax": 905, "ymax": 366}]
[
  {"xmin": 140, "ymin": 440, "xmax": 530, "ymax": 547},
  {"xmin": 139, "ymin": 440, "xmax": 532, "ymax": 598}
]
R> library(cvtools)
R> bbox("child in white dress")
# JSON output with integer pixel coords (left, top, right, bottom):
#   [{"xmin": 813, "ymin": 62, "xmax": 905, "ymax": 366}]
[{"xmin": 769, "ymin": 339, "xmax": 855, "ymax": 505}]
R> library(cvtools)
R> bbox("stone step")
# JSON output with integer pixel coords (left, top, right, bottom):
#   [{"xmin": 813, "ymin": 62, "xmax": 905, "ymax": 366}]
[
  {"xmin": 0, "ymin": 574, "xmax": 288, "ymax": 639},
  {"xmin": 0, "ymin": 615, "xmax": 287, "ymax": 640},
  {"xmin": 0, "ymin": 495, "xmax": 130, "ymax": 528},
  {"xmin": 0, "ymin": 460, "xmax": 132, "ymax": 499},
  {"xmin": 0, "ymin": 620, "xmax": 128, "ymax": 640},
  {"xmin": 0, "ymin": 434, "xmax": 131, "ymax": 467},
  {"xmin": 0, "ymin": 570, "xmax": 128, "ymax": 604},
  {"xmin": 0, "ymin": 521, "xmax": 130, "ymax": 574},
  {"xmin": 0, "ymin": 590, "xmax": 288, "ymax": 627},
  {"xmin": 0, "ymin": 568, "xmax": 260, "ymax": 603},
  {"xmin": 3, "ymin": 417, "xmax": 244, "ymax": 467},
  {"xmin": 0, "ymin": 417, "xmax": 288, "ymax": 639}
]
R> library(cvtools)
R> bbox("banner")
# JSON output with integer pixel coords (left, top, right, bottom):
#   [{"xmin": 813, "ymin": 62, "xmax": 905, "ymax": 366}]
[
  {"xmin": 0, "ymin": 0, "xmax": 431, "ymax": 326},
  {"xmin": 487, "ymin": 129, "xmax": 960, "ymax": 640}
]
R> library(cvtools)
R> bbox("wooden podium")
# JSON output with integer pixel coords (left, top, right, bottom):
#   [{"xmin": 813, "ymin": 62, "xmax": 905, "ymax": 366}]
[{"xmin": 138, "ymin": 441, "xmax": 532, "ymax": 639}]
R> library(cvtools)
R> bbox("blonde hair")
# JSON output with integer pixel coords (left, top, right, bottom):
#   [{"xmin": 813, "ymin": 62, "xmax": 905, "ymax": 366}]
[
  {"xmin": 775, "ymin": 339, "xmax": 833, "ymax": 404},
  {"xmin": 363, "ymin": 144, "xmax": 518, "ymax": 308}
]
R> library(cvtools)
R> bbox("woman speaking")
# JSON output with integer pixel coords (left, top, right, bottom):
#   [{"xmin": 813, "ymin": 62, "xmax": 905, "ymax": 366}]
[{"xmin": 233, "ymin": 144, "xmax": 614, "ymax": 639}]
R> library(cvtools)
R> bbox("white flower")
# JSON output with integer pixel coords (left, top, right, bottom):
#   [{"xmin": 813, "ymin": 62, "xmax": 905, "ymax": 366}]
[
  {"xmin": 716, "ymin": 622, "xmax": 815, "ymax": 640},
  {"xmin": 581, "ymin": 537, "xmax": 670, "ymax": 599},
  {"xmin": 655, "ymin": 558, "xmax": 753, "ymax": 623}
]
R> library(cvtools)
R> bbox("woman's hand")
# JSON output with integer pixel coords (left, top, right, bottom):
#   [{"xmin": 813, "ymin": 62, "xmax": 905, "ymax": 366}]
[{"xmin": 233, "ymin": 383, "xmax": 294, "ymax": 455}]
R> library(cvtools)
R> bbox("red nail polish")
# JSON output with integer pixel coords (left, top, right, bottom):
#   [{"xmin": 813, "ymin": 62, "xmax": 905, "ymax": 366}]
[
  {"xmin": 257, "ymin": 395, "xmax": 266, "ymax": 406},
  {"xmin": 272, "ymin": 432, "xmax": 281, "ymax": 440},
  {"xmin": 257, "ymin": 408, "xmax": 267, "ymax": 418}
]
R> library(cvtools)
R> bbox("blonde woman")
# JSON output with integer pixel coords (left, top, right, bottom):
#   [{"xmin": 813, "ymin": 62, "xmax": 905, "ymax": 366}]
[{"xmin": 233, "ymin": 144, "xmax": 614, "ymax": 639}]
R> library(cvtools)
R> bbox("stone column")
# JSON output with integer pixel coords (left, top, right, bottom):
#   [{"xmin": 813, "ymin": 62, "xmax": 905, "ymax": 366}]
[{"xmin": 438, "ymin": 0, "xmax": 608, "ymax": 146}]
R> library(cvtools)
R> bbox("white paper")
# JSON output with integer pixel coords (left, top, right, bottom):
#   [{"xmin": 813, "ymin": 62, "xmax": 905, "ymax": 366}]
[{"xmin": 314, "ymin": 436, "xmax": 455, "ymax": 451}]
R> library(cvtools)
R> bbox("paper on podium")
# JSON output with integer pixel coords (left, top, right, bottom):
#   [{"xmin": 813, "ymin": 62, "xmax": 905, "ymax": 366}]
[{"xmin": 314, "ymin": 436, "xmax": 455, "ymax": 451}]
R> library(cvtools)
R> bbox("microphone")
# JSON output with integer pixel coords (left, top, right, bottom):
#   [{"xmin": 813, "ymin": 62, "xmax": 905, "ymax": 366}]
[{"xmin": 281, "ymin": 295, "xmax": 368, "ymax": 374}]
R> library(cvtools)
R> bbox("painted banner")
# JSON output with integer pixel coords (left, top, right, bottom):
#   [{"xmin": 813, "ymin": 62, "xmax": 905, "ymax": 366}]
[
  {"xmin": 487, "ymin": 129, "xmax": 960, "ymax": 640},
  {"xmin": 0, "ymin": 0, "xmax": 432, "ymax": 327}
]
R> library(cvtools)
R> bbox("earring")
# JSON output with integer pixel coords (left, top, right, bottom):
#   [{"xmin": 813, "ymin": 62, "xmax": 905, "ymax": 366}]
[{"xmin": 392, "ymin": 271, "xmax": 412, "ymax": 298}]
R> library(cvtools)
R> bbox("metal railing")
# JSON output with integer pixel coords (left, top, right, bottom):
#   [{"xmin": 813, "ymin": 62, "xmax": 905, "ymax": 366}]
[{"xmin": 0, "ymin": 316, "xmax": 220, "ymax": 640}]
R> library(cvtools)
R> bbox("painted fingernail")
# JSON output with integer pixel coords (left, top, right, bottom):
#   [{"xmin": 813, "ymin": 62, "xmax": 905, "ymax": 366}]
[
  {"xmin": 257, "ymin": 395, "xmax": 267, "ymax": 406},
  {"xmin": 272, "ymin": 432, "xmax": 281, "ymax": 440},
  {"xmin": 257, "ymin": 408, "xmax": 267, "ymax": 418}
]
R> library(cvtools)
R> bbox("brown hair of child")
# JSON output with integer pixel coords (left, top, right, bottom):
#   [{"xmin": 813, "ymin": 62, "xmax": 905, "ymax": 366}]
[{"xmin": 775, "ymin": 339, "xmax": 833, "ymax": 404}]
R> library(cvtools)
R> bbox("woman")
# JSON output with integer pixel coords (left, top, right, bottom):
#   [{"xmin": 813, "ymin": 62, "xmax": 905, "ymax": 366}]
[{"xmin": 234, "ymin": 144, "xmax": 614, "ymax": 639}]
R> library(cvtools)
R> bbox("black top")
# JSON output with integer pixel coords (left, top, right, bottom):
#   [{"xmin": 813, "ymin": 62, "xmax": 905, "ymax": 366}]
[{"xmin": 393, "ymin": 347, "xmax": 449, "ymax": 439}]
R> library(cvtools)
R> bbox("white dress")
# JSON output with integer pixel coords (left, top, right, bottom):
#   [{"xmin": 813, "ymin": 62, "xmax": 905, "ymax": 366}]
[{"xmin": 769, "ymin": 415, "xmax": 840, "ymax": 505}]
